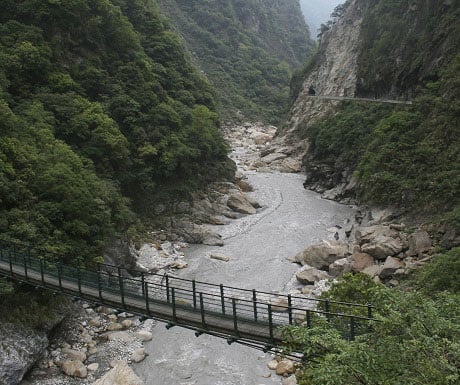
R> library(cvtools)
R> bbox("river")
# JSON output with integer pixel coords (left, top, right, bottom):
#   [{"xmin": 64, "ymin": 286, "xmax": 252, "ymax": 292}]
[{"xmin": 135, "ymin": 168, "xmax": 355, "ymax": 385}]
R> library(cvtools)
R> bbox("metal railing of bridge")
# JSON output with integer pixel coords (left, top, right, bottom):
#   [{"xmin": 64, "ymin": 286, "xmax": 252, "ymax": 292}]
[{"xmin": 0, "ymin": 240, "xmax": 376, "ymax": 350}]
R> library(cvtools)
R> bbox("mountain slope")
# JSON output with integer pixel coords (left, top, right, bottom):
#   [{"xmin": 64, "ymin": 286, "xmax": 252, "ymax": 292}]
[
  {"xmin": 0, "ymin": 0, "xmax": 233, "ymax": 258},
  {"xmin": 157, "ymin": 0, "xmax": 315, "ymax": 123}
]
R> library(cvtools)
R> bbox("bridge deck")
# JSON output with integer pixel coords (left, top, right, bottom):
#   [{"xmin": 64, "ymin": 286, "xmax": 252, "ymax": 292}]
[{"xmin": 0, "ymin": 242, "xmax": 376, "ymax": 349}]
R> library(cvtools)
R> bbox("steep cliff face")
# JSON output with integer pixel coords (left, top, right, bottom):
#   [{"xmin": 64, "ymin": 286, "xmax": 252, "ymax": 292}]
[
  {"xmin": 264, "ymin": 0, "xmax": 364, "ymax": 173},
  {"xmin": 274, "ymin": 0, "xmax": 460, "ymax": 222},
  {"xmin": 156, "ymin": 0, "xmax": 315, "ymax": 123}
]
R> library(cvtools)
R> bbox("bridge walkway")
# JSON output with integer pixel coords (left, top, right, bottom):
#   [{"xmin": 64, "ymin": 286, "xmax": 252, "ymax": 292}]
[{"xmin": 0, "ymin": 241, "xmax": 376, "ymax": 350}]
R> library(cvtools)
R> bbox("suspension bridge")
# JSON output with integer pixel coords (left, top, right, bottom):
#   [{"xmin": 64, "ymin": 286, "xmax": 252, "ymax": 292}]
[{"xmin": 0, "ymin": 240, "xmax": 376, "ymax": 352}]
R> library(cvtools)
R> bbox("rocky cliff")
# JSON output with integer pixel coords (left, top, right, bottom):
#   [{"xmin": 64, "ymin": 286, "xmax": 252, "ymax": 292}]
[{"xmin": 268, "ymin": 0, "xmax": 460, "ymax": 223}]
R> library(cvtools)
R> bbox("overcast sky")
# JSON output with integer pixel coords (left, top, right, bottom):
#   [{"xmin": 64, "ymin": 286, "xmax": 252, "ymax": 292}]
[{"xmin": 299, "ymin": 0, "xmax": 343, "ymax": 38}]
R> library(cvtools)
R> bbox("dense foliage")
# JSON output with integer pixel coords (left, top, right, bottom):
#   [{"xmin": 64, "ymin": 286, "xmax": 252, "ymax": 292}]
[
  {"xmin": 0, "ymin": 0, "xmax": 233, "ymax": 259},
  {"xmin": 157, "ymin": 0, "xmax": 315, "ymax": 123},
  {"xmin": 282, "ymin": 272, "xmax": 460, "ymax": 385},
  {"xmin": 300, "ymin": 0, "xmax": 460, "ymax": 225}
]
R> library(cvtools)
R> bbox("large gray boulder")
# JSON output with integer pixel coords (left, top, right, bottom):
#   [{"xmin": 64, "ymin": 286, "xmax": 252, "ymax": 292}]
[
  {"xmin": 295, "ymin": 240, "xmax": 351, "ymax": 270},
  {"xmin": 356, "ymin": 225, "xmax": 407, "ymax": 260},
  {"xmin": 407, "ymin": 230, "xmax": 432, "ymax": 257},
  {"xmin": 329, "ymin": 257, "xmax": 352, "ymax": 277},
  {"xmin": 0, "ymin": 323, "xmax": 48, "ymax": 385},
  {"xmin": 296, "ymin": 265, "xmax": 330, "ymax": 284},
  {"xmin": 379, "ymin": 256, "xmax": 404, "ymax": 279}
]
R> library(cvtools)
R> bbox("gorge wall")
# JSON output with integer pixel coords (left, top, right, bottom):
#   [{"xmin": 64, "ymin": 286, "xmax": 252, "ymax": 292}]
[{"xmin": 271, "ymin": 0, "xmax": 460, "ymax": 224}]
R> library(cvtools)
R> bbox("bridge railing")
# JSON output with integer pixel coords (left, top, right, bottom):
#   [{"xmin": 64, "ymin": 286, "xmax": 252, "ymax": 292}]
[{"xmin": 0, "ymin": 240, "xmax": 376, "ymax": 342}]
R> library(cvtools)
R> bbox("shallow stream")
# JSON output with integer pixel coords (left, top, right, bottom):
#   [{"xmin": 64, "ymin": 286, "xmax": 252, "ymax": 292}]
[{"xmin": 135, "ymin": 170, "xmax": 355, "ymax": 385}]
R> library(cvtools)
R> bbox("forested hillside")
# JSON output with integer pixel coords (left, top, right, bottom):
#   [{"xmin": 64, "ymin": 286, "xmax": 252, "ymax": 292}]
[
  {"xmin": 300, "ymin": 0, "xmax": 460, "ymax": 226},
  {"xmin": 0, "ymin": 0, "xmax": 233, "ymax": 260},
  {"xmin": 157, "ymin": 0, "xmax": 315, "ymax": 123}
]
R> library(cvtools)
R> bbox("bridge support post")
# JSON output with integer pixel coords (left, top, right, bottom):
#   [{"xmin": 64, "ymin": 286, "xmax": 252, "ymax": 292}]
[
  {"xmin": 118, "ymin": 267, "xmax": 125, "ymax": 308},
  {"xmin": 23, "ymin": 254, "xmax": 28, "ymax": 280},
  {"xmin": 220, "ymin": 284, "xmax": 225, "ymax": 315},
  {"xmin": 77, "ymin": 265, "xmax": 82, "ymax": 296},
  {"xmin": 58, "ymin": 260, "xmax": 63, "ymax": 292},
  {"xmin": 252, "ymin": 290, "xmax": 258, "ymax": 322},
  {"xmin": 40, "ymin": 258, "xmax": 45, "ymax": 286},
  {"xmin": 8, "ymin": 249, "xmax": 13, "ymax": 276},
  {"xmin": 141, "ymin": 272, "xmax": 145, "ymax": 297},
  {"xmin": 165, "ymin": 275, "xmax": 170, "ymax": 303},
  {"xmin": 288, "ymin": 294, "xmax": 293, "ymax": 325},
  {"xmin": 200, "ymin": 293, "xmax": 206, "ymax": 329},
  {"xmin": 325, "ymin": 300, "xmax": 331, "ymax": 322},
  {"xmin": 192, "ymin": 280, "xmax": 197, "ymax": 309},
  {"xmin": 268, "ymin": 303, "xmax": 274, "ymax": 344},
  {"xmin": 232, "ymin": 297, "xmax": 239, "ymax": 337},
  {"xmin": 172, "ymin": 287, "xmax": 177, "ymax": 323},
  {"xmin": 144, "ymin": 282, "xmax": 150, "ymax": 314},
  {"xmin": 306, "ymin": 310, "xmax": 311, "ymax": 328},
  {"xmin": 350, "ymin": 316, "xmax": 355, "ymax": 341},
  {"xmin": 97, "ymin": 264, "xmax": 102, "ymax": 300}
]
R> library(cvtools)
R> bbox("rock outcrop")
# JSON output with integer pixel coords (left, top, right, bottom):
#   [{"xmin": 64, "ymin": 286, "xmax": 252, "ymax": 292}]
[{"xmin": 0, "ymin": 323, "xmax": 48, "ymax": 385}]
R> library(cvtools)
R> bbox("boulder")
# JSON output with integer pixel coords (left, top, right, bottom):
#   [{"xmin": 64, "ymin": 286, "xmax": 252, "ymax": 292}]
[
  {"xmin": 276, "ymin": 359, "xmax": 295, "ymax": 376},
  {"xmin": 61, "ymin": 348, "xmax": 86, "ymax": 363},
  {"xmin": 131, "ymin": 348, "xmax": 146, "ymax": 363},
  {"xmin": 357, "ymin": 225, "xmax": 407, "ymax": 260},
  {"xmin": 210, "ymin": 252, "xmax": 231, "ymax": 262},
  {"xmin": 379, "ymin": 256, "xmax": 404, "ymax": 279},
  {"xmin": 296, "ymin": 266, "xmax": 330, "ymax": 284},
  {"xmin": 61, "ymin": 360, "xmax": 87, "ymax": 378},
  {"xmin": 407, "ymin": 230, "xmax": 432, "ymax": 257},
  {"xmin": 329, "ymin": 257, "xmax": 352, "ymax": 277},
  {"xmin": 107, "ymin": 322, "xmax": 123, "ymax": 331},
  {"xmin": 121, "ymin": 319, "xmax": 133, "ymax": 329},
  {"xmin": 295, "ymin": 240, "xmax": 350, "ymax": 269},
  {"xmin": 362, "ymin": 265, "xmax": 383, "ymax": 278},
  {"xmin": 87, "ymin": 363, "xmax": 99, "ymax": 372},
  {"xmin": 351, "ymin": 252, "xmax": 375, "ymax": 272},
  {"xmin": 92, "ymin": 361, "xmax": 144, "ymax": 385},
  {"xmin": 136, "ymin": 330, "xmax": 153, "ymax": 342},
  {"xmin": 267, "ymin": 360, "xmax": 278, "ymax": 370},
  {"xmin": 227, "ymin": 193, "xmax": 257, "ymax": 215}
]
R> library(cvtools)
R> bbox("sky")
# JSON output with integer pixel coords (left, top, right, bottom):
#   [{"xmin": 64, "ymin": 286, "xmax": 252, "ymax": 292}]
[{"xmin": 299, "ymin": 0, "xmax": 344, "ymax": 38}]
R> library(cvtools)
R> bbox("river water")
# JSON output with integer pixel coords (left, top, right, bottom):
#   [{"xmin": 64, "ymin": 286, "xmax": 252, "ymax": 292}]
[{"xmin": 135, "ymin": 170, "xmax": 355, "ymax": 385}]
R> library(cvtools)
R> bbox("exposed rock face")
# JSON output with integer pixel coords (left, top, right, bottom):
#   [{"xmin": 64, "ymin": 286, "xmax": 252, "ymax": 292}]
[
  {"xmin": 295, "ymin": 240, "xmax": 351, "ymax": 269},
  {"xmin": 261, "ymin": 0, "xmax": 364, "ymax": 175},
  {"xmin": 227, "ymin": 192, "xmax": 257, "ymax": 214},
  {"xmin": 356, "ymin": 225, "xmax": 407, "ymax": 260},
  {"xmin": 92, "ymin": 361, "xmax": 144, "ymax": 385},
  {"xmin": 0, "ymin": 323, "xmax": 48, "ymax": 385}
]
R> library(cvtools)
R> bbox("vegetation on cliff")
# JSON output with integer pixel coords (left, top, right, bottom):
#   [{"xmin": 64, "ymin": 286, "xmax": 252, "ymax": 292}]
[
  {"xmin": 300, "ymin": 0, "xmax": 460, "ymax": 226},
  {"xmin": 0, "ymin": 0, "xmax": 233, "ymax": 259},
  {"xmin": 157, "ymin": 0, "xmax": 315, "ymax": 123}
]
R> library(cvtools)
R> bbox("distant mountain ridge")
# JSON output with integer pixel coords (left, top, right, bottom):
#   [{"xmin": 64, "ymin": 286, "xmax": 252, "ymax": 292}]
[{"xmin": 157, "ymin": 0, "xmax": 315, "ymax": 123}]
